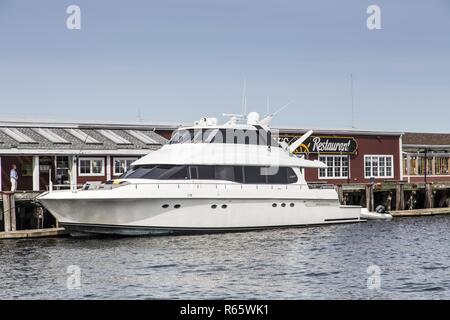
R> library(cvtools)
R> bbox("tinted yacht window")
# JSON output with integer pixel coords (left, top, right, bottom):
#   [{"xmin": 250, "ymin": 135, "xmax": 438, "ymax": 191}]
[
  {"xmin": 287, "ymin": 168, "xmax": 298, "ymax": 183},
  {"xmin": 120, "ymin": 165, "xmax": 156, "ymax": 179},
  {"xmin": 121, "ymin": 165, "xmax": 189, "ymax": 180},
  {"xmin": 191, "ymin": 165, "xmax": 243, "ymax": 182},
  {"xmin": 234, "ymin": 166, "xmax": 244, "ymax": 183},
  {"xmin": 263, "ymin": 167, "xmax": 298, "ymax": 184},
  {"xmin": 142, "ymin": 166, "xmax": 170, "ymax": 179},
  {"xmin": 214, "ymin": 166, "xmax": 235, "ymax": 181},
  {"xmin": 244, "ymin": 166, "xmax": 267, "ymax": 183},
  {"xmin": 159, "ymin": 165, "xmax": 189, "ymax": 180},
  {"xmin": 266, "ymin": 167, "xmax": 288, "ymax": 184},
  {"xmin": 122, "ymin": 165, "xmax": 297, "ymax": 184},
  {"xmin": 190, "ymin": 165, "xmax": 215, "ymax": 179},
  {"xmin": 169, "ymin": 130, "xmax": 193, "ymax": 144}
]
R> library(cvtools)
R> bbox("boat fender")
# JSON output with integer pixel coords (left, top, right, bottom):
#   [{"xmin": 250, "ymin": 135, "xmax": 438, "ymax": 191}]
[{"xmin": 375, "ymin": 205, "xmax": 387, "ymax": 214}]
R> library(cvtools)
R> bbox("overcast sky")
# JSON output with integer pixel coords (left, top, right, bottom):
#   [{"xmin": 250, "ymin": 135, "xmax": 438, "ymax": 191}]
[{"xmin": 0, "ymin": 0, "xmax": 449, "ymax": 132}]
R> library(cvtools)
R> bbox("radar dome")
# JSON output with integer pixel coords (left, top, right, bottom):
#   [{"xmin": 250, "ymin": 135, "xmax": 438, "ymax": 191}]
[{"xmin": 246, "ymin": 112, "xmax": 260, "ymax": 125}]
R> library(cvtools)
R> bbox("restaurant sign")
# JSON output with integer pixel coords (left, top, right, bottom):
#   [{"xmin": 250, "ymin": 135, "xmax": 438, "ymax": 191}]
[{"xmin": 280, "ymin": 136, "xmax": 358, "ymax": 155}]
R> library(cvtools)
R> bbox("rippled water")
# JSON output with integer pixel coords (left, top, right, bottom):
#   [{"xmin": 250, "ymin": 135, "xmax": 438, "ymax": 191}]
[{"xmin": 0, "ymin": 216, "xmax": 449, "ymax": 299}]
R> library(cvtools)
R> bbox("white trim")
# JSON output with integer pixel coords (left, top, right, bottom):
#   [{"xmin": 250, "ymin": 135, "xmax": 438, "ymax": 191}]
[
  {"xmin": 405, "ymin": 154, "xmax": 411, "ymax": 176},
  {"xmin": 32, "ymin": 155, "xmax": 40, "ymax": 191},
  {"xmin": 399, "ymin": 136, "xmax": 403, "ymax": 181},
  {"xmin": 54, "ymin": 156, "xmax": 57, "ymax": 183},
  {"xmin": 0, "ymin": 119, "xmax": 181, "ymax": 129},
  {"xmin": 318, "ymin": 155, "xmax": 350, "ymax": 179},
  {"xmin": 403, "ymin": 151, "xmax": 450, "ymax": 157},
  {"xmin": 364, "ymin": 155, "xmax": 394, "ymax": 179},
  {"xmin": 113, "ymin": 157, "xmax": 138, "ymax": 176},
  {"xmin": 403, "ymin": 144, "xmax": 450, "ymax": 149},
  {"xmin": 70, "ymin": 156, "xmax": 77, "ymax": 190},
  {"xmin": 278, "ymin": 128, "xmax": 403, "ymax": 136},
  {"xmin": 348, "ymin": 155, "xmax": 352, "ymax": 181},
  {"xmin": 404, "ymin": 174, "xmax": 450, "ymax": 178},
  {"xmin": 78, "ymin": 157, "xmax": 105, "ymax": 176},
  {"xmin": 106, "ymin": 156, "xmax": 112, "ymax": 181},
  {"xmin": 0, "ymin": 149, "xmax": 152, "ymax": 155}
]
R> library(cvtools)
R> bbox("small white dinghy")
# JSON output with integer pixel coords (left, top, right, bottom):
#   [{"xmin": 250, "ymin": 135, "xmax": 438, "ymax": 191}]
[{"xmin": 360, "ymin": 207, "xmax": 393, "ymax": 220}]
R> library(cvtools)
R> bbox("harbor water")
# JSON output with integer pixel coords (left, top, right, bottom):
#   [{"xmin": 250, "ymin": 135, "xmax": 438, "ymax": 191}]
[{"xmin": 0, "ymin": 216, "xmax": 449, "ymax": 299}]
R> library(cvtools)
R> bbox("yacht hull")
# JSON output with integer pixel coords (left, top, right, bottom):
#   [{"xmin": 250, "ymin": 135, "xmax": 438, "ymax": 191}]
[
  {"xmin": 60, "ymin": 221, "xmax": 362, "ymax": 237},
  {"xmin": 39, "ymin": 196, "xmax": 363, "ymax": 237}
]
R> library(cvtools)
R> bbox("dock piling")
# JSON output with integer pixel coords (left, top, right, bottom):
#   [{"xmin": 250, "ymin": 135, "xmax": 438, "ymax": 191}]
[
  {"xmin": 336, "ymin": 185, "xmax": 344, "ymax": 204},
  {"xmin": 2, "ymin": 192, "xmax": 16, "ymax": 232},
  {"xmin": 10, "ymin": 194, "xmax": 16, "ymax": 231},
  {"xmin": 425, "ymin": 183, "xmax": 434, "ymax": 208},
  {"xmin": 365, "ymin": 184, "xmax": 374, "ymax": 212},
  {"xmin": 395, "ymin": 183, "xmax": 405, "ymax": 210}
]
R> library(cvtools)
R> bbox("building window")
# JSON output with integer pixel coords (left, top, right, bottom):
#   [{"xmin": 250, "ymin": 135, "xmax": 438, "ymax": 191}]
[
  {"xmin": 318, "ymin": 156, "xmax": 349, "ymax": 179},
  {"xmin": 364, "ymin": 155, "xmax": 394, "ymax": 178},
  {"xmin": 417, "ymin": 157, "xmax": 433, "ymax": 176},
  {"xmin": 405, "ymin": 155, "xmax": 450, "ymax": 176},
  {"xmin": 79, "ymin": 157, "xmax": 105, "ymax": 176},
  {"xmin": 435, "ymin": 157, "xmax": 450, "ymax": 175},
  {"xmin": 56, "ymin": 156, "xmax": 70, "ymax": 184},
  {"xmin": 113, "ymin": 157, "xmax": 137, "ymax": 176}
]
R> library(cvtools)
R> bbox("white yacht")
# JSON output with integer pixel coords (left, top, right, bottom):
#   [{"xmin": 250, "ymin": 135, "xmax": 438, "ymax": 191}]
[{"xmin": 38, "ymin": 112, "xmax": 363, "ymax": 236}]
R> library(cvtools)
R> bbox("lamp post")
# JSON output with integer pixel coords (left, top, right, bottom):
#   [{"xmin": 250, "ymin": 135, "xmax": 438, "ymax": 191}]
[
  {"xmin": 423, "ymin": 148, "xmax": 430, "ymax": 184},
  {"xmin": 424, "ymin": 149, "xmax": 427, "ymax": 184}
]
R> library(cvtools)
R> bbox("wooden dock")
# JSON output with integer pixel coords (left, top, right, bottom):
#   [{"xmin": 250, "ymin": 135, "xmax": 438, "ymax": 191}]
[
  {"xmin": 1, "ymin": 191, "xmax": 67, "ymax": 239},
  {"xmin": 391, "ymin": 207, "xmax": 450, "ymax": 217},
  {"xmin": 0, "ymin": 227, "xmax": 67, "ymax": 239}
]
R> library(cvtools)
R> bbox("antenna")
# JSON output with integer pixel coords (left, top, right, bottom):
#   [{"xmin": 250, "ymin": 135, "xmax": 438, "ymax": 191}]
[
  {"xmin": 241, "ymin": 79, "xmax": 247, "ymax": 116},
  {"xmin": 350, "ymin": 73, "xmax": 355, "ymax": 128},
  {"xmin": 137, "ymin": 108, "xmax": 143, "ymax": 122},
  {"xmin": 223, "ymin": 113, "xmax": 245, "ymax": 119},
  {"xmin": 269, "ymin": 99, "xmax": 294, "ymax": 117},
  {"xmin": 259, "ymin": 99, "xmax": 294, "ymax": 126}
]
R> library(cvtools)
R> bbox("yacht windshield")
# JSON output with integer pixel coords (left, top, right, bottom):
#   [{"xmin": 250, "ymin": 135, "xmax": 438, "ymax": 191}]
[
  {"xmin": 120, "ymin": 165, "xmax": 297, "ymax": 184},
  {"xmin": 120, "ymin": 165, "xmax": 189, "ymax": 180},
  {"xmin": 169, "ymin": 128, "xmax": 280, "ymax": 147}
]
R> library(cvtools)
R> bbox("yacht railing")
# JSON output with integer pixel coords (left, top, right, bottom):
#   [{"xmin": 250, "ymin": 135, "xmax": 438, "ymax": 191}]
[
  {"xmin": 308, "ymin": 183, "xmax": 336, "ymax": 190},
  {"xmin": 47, "ymin": 184, "xmax": 84, "ymax": 193},
  {"xmin": 46, "ymin": 181, "xmax": 312, "ymax": 193},
  {"xmin": 47, "ymin": 181, "xmax": 337, "ymax": 194}
]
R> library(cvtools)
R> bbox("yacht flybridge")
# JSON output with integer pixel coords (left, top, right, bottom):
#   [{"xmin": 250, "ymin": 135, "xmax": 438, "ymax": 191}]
[{"xmin": 38, "ymin": 112, "xmax": 363, "ymax": 236}]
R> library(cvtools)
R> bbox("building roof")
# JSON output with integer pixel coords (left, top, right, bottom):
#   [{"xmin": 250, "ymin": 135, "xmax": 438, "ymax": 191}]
[
  {"xmin": 403, "ymin": 132, "xmax": 450, "ymax": 148},
  {"xmin": 277, "ymin": 126, "xmax": 403, "ymax": 137},
  {"xmin": 0, "ymin": 118, "xmax": 183, "ymax": 130},
  {"xmin": 0, "ymin": 121, "xmax": 168, "ymax": 155},
  {"xmin": 0, "ymin": 118, "xmax": 409, "ymax": 155}
]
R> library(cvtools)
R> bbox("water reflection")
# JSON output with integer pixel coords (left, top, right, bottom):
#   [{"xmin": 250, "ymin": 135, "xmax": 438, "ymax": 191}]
[{"xmin": 0, "ymin": 216, "xmax": 449, "ymax": 299}]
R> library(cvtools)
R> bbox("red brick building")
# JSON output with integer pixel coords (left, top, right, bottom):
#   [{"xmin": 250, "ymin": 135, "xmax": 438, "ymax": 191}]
[{"xmin": 278, "ymin": 128, "xmax": 403, "ymax": 185}]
